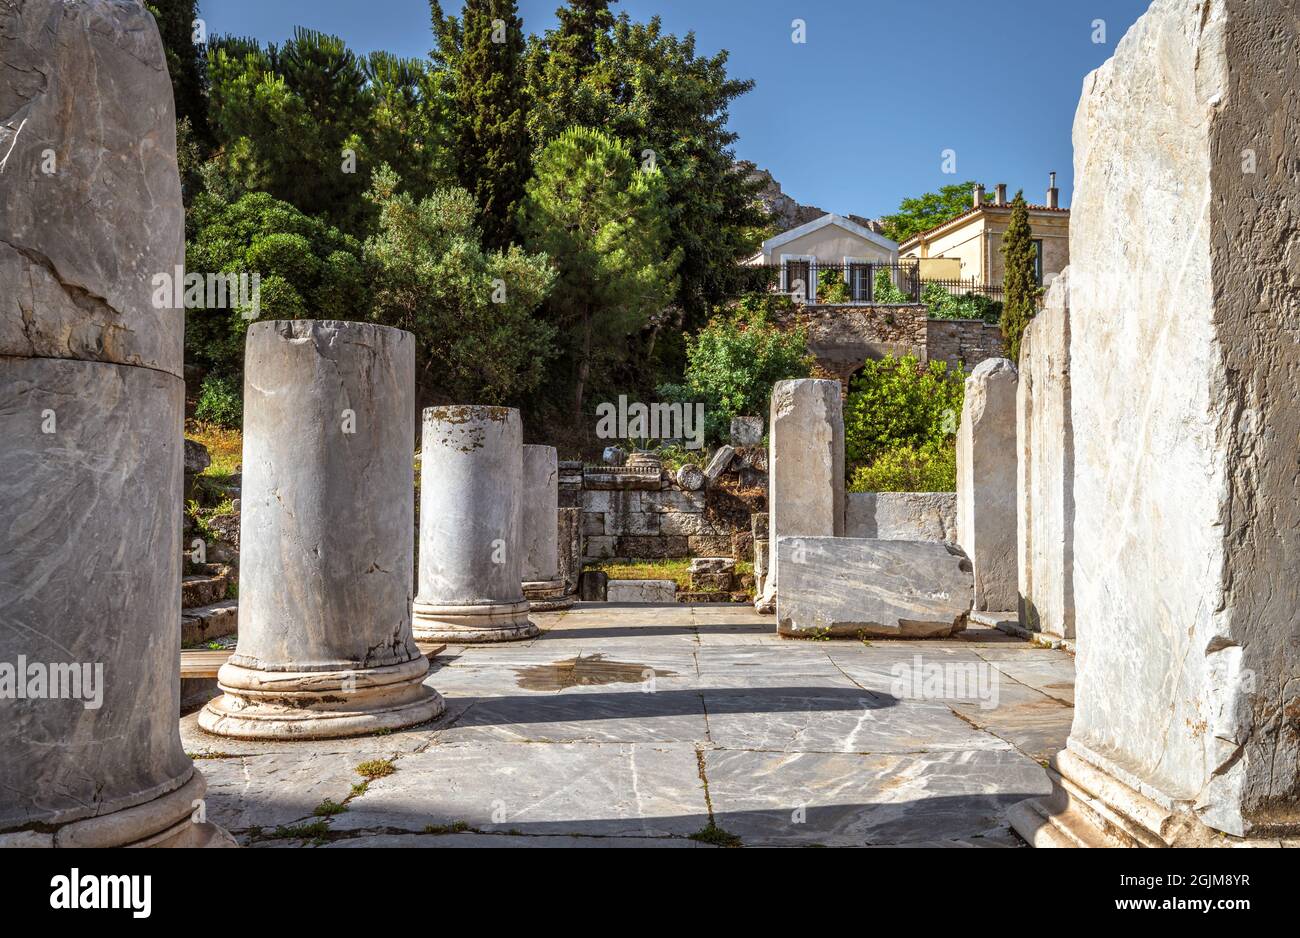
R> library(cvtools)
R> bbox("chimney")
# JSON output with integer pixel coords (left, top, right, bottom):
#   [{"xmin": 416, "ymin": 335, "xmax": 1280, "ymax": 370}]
[
  {"xmin": 973, "ymin": 183, "xmax": 986, "ymax": 209},
  {"xmin": 995, "ymin": 183, "xmax": 1007, "ymax": 206},
  {"xmin": 1047, "ymin": 171, "xmax": 1059, "ymax": 209}
]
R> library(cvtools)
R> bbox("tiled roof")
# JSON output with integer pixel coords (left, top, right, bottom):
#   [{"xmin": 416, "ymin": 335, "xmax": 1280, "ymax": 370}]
[{"xmin": 899, "ymin": 202, "xmax": 1070, "ymax": 250}]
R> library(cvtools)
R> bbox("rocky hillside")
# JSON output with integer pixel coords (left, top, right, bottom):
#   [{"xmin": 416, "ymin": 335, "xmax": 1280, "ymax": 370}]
[{"xmin": 741, "ymin": 161, "xmax": 884, "ymax": 235}]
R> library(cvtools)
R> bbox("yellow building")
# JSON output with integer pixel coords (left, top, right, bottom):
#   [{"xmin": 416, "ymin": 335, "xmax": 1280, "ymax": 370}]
[{"xmin": 898, "ymin": 177, "xmax": 1070, "ymax": 288}]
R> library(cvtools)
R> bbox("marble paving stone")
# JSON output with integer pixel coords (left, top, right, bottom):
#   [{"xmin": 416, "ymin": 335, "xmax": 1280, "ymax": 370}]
[
  {"xmin": 948, "ymin": 682, "xmax": 1074, "ymax": 764},
  {"xmin": 314, "ymin": 833, "xmax": 714, "ymax": 848},
  {"xmin": 198, "ymin": 752, "xmax": 387, "ymax": 832},
  {"xmin": 701, "ymin": 748, "xmax": 1050, "ymax": 846},
  {"xmin": 702, "ymin": 688, "xmax": 1013, "ymax": 754},
  {"xmin": 331, "ymin": 743, "xmax": 709, "ymax": 837},
  {"xmin": 980, "ymin": 657, "xmax": 1076, "ymax": 706}
]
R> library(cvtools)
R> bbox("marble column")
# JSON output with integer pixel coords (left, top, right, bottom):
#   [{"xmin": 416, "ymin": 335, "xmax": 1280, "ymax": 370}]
[
  {"xmin": 200, "ymin": 321, "xmax": 443, "ymax": 739},
  {"xmin": 955, "ymin": 358, "xmax": 1019, "ymax": 613},
  {"xmin": 521, "ymin": 445, "xmax": 572, "ymax": 611},
  {"xmin": 755, "ymin": 379, "xmax": 845, "ymax": 614},
  {"xmin": 1011, "ymin": 0, "xmax": 1300, "ymax": 847},
  {"xmin": 0, "ymin": 0, "xmax": 231, "ymax": 846},
  {"xmin": 413, "ymin": 406, "xmax": 538, "ymax": 642}
]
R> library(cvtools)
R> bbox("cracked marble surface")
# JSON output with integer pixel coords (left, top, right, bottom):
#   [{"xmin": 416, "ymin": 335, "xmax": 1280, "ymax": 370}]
[{"xmin": 184, "ymin": 604, "xmax": 1073, "ymax": 847}]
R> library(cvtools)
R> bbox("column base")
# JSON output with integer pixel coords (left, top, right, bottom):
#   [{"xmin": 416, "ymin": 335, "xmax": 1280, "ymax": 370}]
[
  {"xmin": 0, "ymin": 771, "xmax": 236, "ymax": 848},
  {"xmin": 412, "ymin": 598, "xmax": 539, "ymax": 643},
  {"xmin": 199, "ymin": 655, "xmax": 444, "ymax": 740},
  {"xmin": 524, "ymin": 578, "xmax": 574, "ymax": 611},
  {"xmin": 1007, "ymin": 747, "xmax": 1286, "ymax": 848}
]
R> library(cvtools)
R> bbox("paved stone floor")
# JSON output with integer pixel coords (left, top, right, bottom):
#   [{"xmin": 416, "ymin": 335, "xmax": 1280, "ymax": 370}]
[{"xmin": 181, "ymin": 604, "xmax": 1075, "ymax": 847}]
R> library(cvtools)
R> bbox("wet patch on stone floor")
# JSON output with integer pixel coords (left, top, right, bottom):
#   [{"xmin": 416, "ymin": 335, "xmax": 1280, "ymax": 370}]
[{"xmin": 514, "ymin": 654, "xmax": 677, "ymax": 691}]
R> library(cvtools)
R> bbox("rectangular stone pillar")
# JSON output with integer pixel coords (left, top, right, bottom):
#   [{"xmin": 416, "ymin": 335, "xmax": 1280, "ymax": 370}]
[
  {"xmin": 1012, "ymin": 0, "xmax": 1300, "ymax": 847},
  {"xmin": 1016, "ymin": 270, "xmax": 1075, "ymax": 640},
  {"xmin": 755, "ymin": 379, "xmax": 844, "ymax": 614},
  {"xmin": 956, "ymin": 358, "xmax": 1019, "ymax": 613}
]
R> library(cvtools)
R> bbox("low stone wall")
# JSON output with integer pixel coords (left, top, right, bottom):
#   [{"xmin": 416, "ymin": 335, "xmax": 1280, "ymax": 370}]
[
  {"xmin": 772, "ymin": 304, "xmax": 1005, "ymax": 392},
  {"xmin": 844, "ymin": 492, "xmax": 957, "ymax": 542}
]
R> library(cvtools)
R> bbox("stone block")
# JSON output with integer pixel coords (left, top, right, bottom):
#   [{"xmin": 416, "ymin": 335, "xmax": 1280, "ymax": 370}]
[
  {"xmin": 751, "ymin": 512, "xmax": 770, "ymax": 540},
  {"xmin": 651, "ymin": 490, "xmax": 706, "ymax": 513},
  {"xmin": 1017, "ymin": 271, "xmax": 1075, "ymax": 640},
  {"xmin": 675, "ymin": 464, "xmax": 705, "ymax": 491},
  {"xmin": 730, "ymin": 416, "xmax": 764, "ymax": 447},
  {"xmin": 690, "ymin": 573, "xmax": 733, "ymax": 592},
  {"xmin": 579, "ymin": 571, "xmax": 608, "ymax": 602},
  {"xmin": 521, "ymin": 445, "xmax": 559, "ymax": 583},
  {"xmin": 1012, "ymin": 0, "xmax": 1300, "ymax": 846},
  {"xmin": 703, "ymin": 444, "xmax": 736, "ymax": 483},
  {"xmin": 688, "ymin": 535, "xmax": 733, "ymax": 558},
  {"xmin": 775, "ymin": 537, "xmax": 972, "ymax": 638},
  {"xmin": 731, "ymin": 531, "xmax": 754, "ymax": 561},
  {"xmin": 844, "ymin": 492, "xmax": 957, "ymax": 542},
  {"xmin": 607, "ymin": 580, "xmax": 678, "ymax": 604},
  {"xmin": 181, "ymin": 599, "xmax": 239, "ymax": 647},
  {"xmin": 689, "ymin": 557, "xmax": 736, "ymax": 575},
  {"xmin": 658, "ymin": 512, "xmax": 718, "ymax": 536},
  {"xmin": 581, "ymin": 512, "xmax": 607, "ymax": 536},
  {"xmin": 605, "ymin": 509, "xmax": 659, "ymax": 536},
  {"xmin": 956, "ymin": 358, "xmax": 1019, "ymax": 612},
  {"xmin": 617, "ymin": 536, "xmax": 687, "ymax": 559},
  {"xmin": 756, "ymin": 379, "xmax": 844, "ymax": 611},
  {"xmin": 584, "ymin": 536, "xmax": 617, "ymax": 559}
]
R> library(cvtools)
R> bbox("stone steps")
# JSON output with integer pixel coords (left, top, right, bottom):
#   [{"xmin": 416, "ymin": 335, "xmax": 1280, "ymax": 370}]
[
  {"xmin": 181, "ymin": 598, "xmax": 238, "ymax": 647},
  {"xmin": 182, "ymin": 563, "xmax": 233, "ymax": 608}
]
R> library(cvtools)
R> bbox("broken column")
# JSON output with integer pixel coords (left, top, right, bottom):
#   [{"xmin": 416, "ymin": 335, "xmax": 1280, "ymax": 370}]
[
  {"xmin": 1011, "ymin": 0, "xmax": 1300, "ymax": 847},
  {"xmin": 200, "ymin": 321, "xmax": 444, "ymax": 739},
  {"xmin": 521, "ymin": 444, "xmax": 572, "ymax": 611},
  {"xmin": 755, "ymin": 379, "xmax": 845, "ymax": 614},
  {"xmin": 0, "ymin": 0, "xmax": 231, "ymax": 846},
  {"xmin": 412, "ymin": 406, "xmax": 538, "ymax": 642},
  {"xmin": 1016, "ymin": 270, "xmax": 1075, "ymax": 640},
  {"xmin": 955, "ymin": 358, "xmax": 1019, "ymax": 613}
]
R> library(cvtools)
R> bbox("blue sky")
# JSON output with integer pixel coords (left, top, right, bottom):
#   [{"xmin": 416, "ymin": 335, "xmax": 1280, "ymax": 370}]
[{"xmin": 200, "ymin": 0, "xmax": 1152, "ymax": 219}]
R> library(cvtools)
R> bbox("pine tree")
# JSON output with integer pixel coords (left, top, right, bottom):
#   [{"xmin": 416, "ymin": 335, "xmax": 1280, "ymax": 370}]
[
  {"xmin": 435, "ymin": 0, "xmax": 532, "ymax": 249},
  {"xmin": 146, "ymin": 0, "xmax": 212, "ymax": 150},
  {"xmin": 1000, "ymin": 191, "xmax": 1040, "ymax": 363}
]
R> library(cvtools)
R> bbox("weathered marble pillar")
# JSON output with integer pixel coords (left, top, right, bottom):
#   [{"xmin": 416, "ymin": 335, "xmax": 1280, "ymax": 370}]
[
  {"xmin": 200, "ymin": 321, "xmax": 443, "ymax": 739},
  {"xmin": 412, "ymin": 406, "xmax": 538, "ymax": 642},
  {"xmin": 1011, "ymin": 0, "xmax": 1300, "ymax": 847},
  {"xmin": 0, "ymin": 0, "xmax": 231, "ymax": 846},
  {"xmin": 1016, "ymin": 271, "xmax": 1075, "ymax": 640},
  {"xmin": 955, "ymin": 358, "xmax": 1019, "ymax": 613},
  {"xmin": 556, "ymin": 507, "xmax": 582, "ymax": 598},
  {"xmin": 521, "ymin": 445, "xmax": 573, "ymax": 611},
  {"xmin": 755, "ymin": 379, "xmax": 844, "ymax": 614}
]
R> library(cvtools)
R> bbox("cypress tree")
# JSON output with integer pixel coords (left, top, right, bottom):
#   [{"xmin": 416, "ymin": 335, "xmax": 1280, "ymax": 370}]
[
  {"xmin": 1000, "ymin": 191, "xmax": 1041, "ymax": 363},
  {"xmin": 443, "ymin": 0, "xmax": 531, "ymax": 249}
]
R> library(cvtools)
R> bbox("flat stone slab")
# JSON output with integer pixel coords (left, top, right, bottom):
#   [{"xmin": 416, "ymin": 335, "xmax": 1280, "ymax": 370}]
[
  {"xmin": 701, "ymin": 748, "xmax": 1050, "ymax": 847},
  {"xmin": 171, "ymin": 603, "xmax": 1074, "ymax": 846},
  {"xmin": 330, "ymin": 742, "xmax": 708, "ymax": 838},
  {"xmin": 776, "ymin": 537, "xmax": 972, "ymax": 638},
  {"xmin": 606, "ymin": 580, "xmax": 677, "ymax": 604}
]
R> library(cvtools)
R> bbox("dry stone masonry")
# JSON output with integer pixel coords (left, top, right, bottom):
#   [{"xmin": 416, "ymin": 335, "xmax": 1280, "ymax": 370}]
[
  {"xmin": 413, "ymin": 406, "xmax": 538, "ymax": 642},
  {"xmin": 956, "ymin": 358, "xmax": 1019, "ymax": 613},
  {"xmin": 200, "ymin": 321, "xmax": 444, "ymax": 739},
  {"xmin": 0, "ymin": 0, "xmax": 232, "ymax": 846},
  {"xmin": 1011, "ymin": 0, "xmax": 1300, "ymax": 847}
]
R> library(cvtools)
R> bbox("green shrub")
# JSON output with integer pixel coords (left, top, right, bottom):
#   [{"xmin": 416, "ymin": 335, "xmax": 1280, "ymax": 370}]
[
  {"xmin": 872, "ymin": 268, "xmax": 910, "ymax": 304},
  {"xmin": 849, "ymin": 441, "xmax": 956, "ymax": 493},
  {"xmin": 194, "ymin": 374, "xmax": 242, "ymax": 429},
  {"xmin": 817, "ymin": 267, "xmax": 849, "ymax": 304},
  {"xmin": 921, "ymin": 282, "xmax": 1002, "ymax": 323},
  {"xmin": 844, "ymin": 353, "xmax": 964, "ymax": 469}
]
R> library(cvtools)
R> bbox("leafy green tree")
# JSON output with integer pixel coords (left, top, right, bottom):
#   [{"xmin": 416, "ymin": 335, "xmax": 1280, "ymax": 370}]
[
  {"xmin": 520, "ymin": 126, "xmax": 680, "ymax": 421},
  {"xmin": 848, "ymin": 442, "xmax": 956, "ymax": 493},
  {"xmin": 206, "ymin": 29, "xmax": 453, "ymax": 234},
  {"xmin": 185, "ymin": 190, "xmax": 367, "ymax": 377},
  {"xmin": 526, "ymin": 13, "xmax": 765, "ymax": 337},
  {"xmin": 365, "ymin": 167, "xmax": 556, "ymax": 405},
  {"xmin": 147, "ymin": 1, "xmax": 212, "ymax": 151},
  {"xmin": 661, "ymin": 294, "xmax": 812, "ymax": 445},
  {"xmin": 430, "ymin": 0, "xmax": 532, "ymax": 249},
  {"xmin": 844, "ymin": 354, "xmax": 965, "ymax": 474},
  {"xmin": 1000, "ymin": 191, "xmax": 1041, "ymax": 363},
  {"xmin": 880, "ymin": 180, "xmax": 990, "ymax": 244}
]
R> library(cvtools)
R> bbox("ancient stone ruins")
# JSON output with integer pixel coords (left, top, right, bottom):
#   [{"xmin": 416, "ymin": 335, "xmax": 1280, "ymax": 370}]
[{"xmin": 0, "ymin": 0, "xmax": 1296, "ymax": 849}]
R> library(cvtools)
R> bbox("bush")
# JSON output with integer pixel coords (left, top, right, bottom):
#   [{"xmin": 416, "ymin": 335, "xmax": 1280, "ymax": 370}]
[
  {"xmin": 662, "ymin": 293, "xmax": 813, "ymax": 445},
  {"xmin": 193, "ymin": 374, "xmax": 242, "ymax": 429},
  {"xmin": 921, "ymin": 282, "xmax": 1002, "ymax": 323},
  {"xmin": 848, "ymin": 441, "xmax": 956, "ymax": 493},
  {"xmin": 844, "ymin": 354, "xmax": 964, "ymax": 468},
  {"xmin": 817, "ymin": 268, "xmax": 849, "ymax": 304},
  {"xmin": 872, "ymin": 268, "xmax": 910, "ymax": 304}
]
